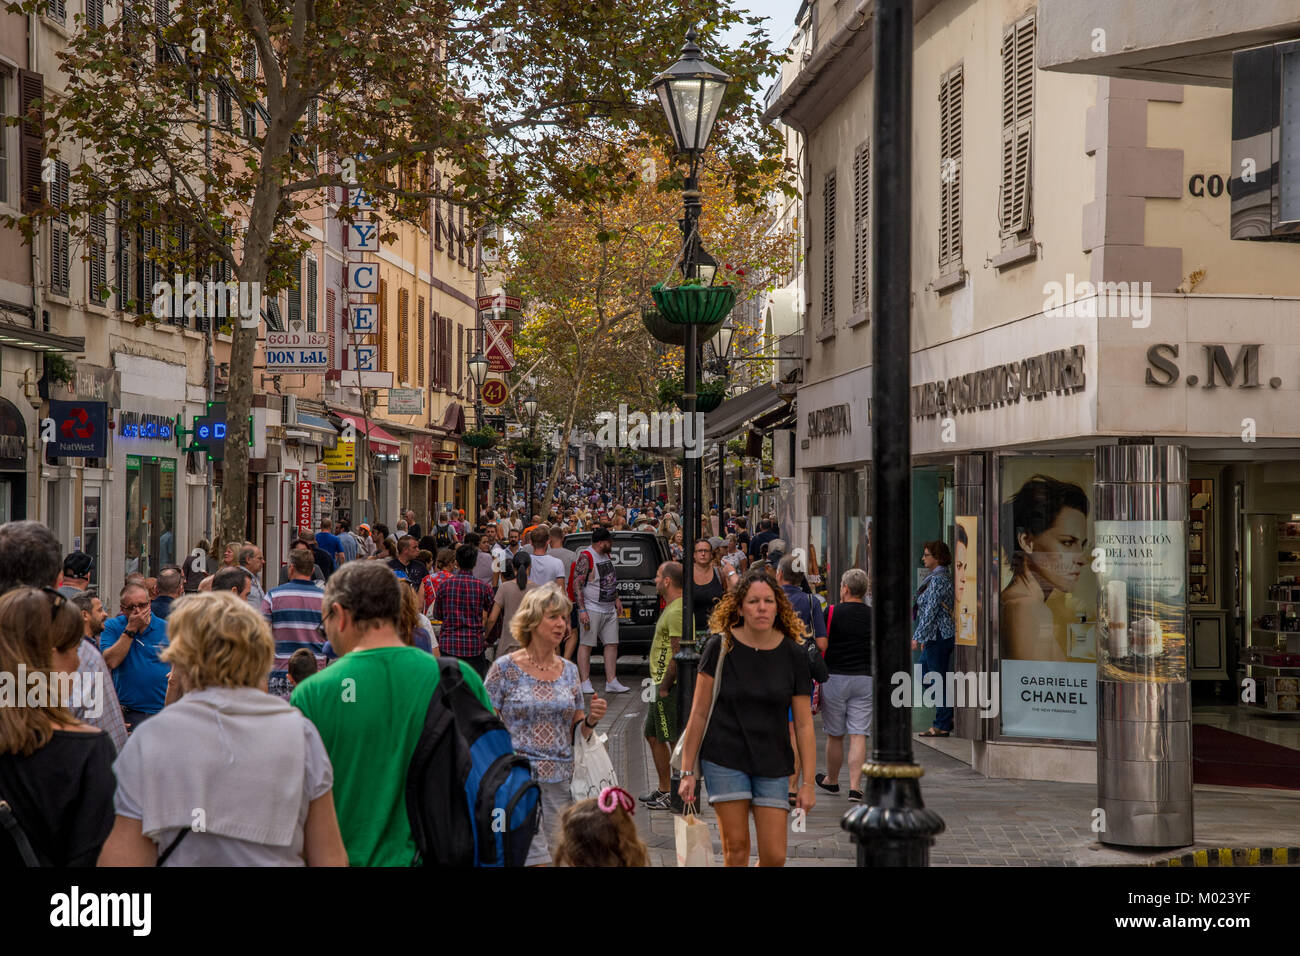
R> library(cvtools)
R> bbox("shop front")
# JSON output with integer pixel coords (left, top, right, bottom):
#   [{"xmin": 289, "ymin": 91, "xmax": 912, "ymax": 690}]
[{"xmin": 0, "ymin": 397, "xmax": 29, "ymax": 523}]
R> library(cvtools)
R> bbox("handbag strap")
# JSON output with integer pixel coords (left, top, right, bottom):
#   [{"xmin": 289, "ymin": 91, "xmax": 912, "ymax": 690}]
[{"xmin": 0, "ymin": 799, "xmax": 41, "ymax": 867}]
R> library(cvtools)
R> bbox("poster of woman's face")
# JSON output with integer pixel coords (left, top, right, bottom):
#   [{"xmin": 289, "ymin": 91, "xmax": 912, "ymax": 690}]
[{"xmin": 999, "ymin": 459, "xmax": 1097, "ymax": 663}]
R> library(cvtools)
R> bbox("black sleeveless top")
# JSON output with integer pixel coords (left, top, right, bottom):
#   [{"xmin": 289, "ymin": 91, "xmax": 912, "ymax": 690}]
[{"xmin": 691, "ymin": 568, "xmax": 726, "ymax": 635}]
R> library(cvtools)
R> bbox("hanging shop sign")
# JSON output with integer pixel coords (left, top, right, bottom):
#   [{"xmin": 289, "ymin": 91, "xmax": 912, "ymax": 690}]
[
  {"xmin": 266, "ymin": 331, "xmax": 330, "ymax": 373},
  {"xmin": 48, "ymin": 400, "xmax": 108, "ymax": 458},
  {"xmin": 117, "ymin": 410, "xmax": 175, "ymax": 442},
  {"xmin": 297, "ymin": 480, "xmax": 314, "ymax": 530},
  {"xmin": 911, "ymin": 345, "xmax": 1087, "ymax": 418},
  {"xmin": 42, "ymin": 361, "xmax": 120, "ymax": 407},
  {"xmin": 323, "ymin": 439, "xmax": 356, "ymax": 479},
  {"xmin": 388, "ymin": 388, "xmax": 424, "ymax": 416},
  {"xmin": 480, "ymin": 380, "xmax": 508, "ymax": 407},
  {"xmin": 413, "ymin": 435, "xmax": 432, "ymax": 475}
]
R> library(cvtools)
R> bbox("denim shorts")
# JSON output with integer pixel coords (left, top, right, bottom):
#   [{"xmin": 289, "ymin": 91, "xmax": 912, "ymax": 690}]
[{"xmin": 700, "ymin": 759, "xmax": 789, "ymax": 811}]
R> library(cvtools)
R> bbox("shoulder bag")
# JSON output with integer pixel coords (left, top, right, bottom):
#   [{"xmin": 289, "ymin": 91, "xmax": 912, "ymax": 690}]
[{"xmin": 669, "ymin": 637, "xmax": 729, "ymax": 773}]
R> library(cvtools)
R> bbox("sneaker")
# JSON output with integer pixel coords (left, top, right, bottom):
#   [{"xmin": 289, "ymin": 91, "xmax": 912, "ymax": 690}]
[
  {"xmin": 645, "ymin": 792, "xmax": 673, "ymax": 810},
  {"xmin": 580, "ymin": 680, "xmax": 594, "ymax": 694},
  {"xmin": 849, "ymin": 790, "xmax": 863, "ymax": 802},
  {"xmin": 639, "ymin": 789, "xmax": 666, "ymax": 804},
  {"xmin": 605, "ymin": 679, "xmax": 630, "ymax": 693}
]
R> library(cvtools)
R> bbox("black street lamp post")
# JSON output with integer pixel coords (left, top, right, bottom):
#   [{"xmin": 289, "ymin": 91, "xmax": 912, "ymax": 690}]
[
  {"xmin": 652, "ymin": 25, "xmax": 729, "ymax": 812},
  {"xmin": 468, "ymin": 350, "xmax": 490, "ymax": 522},
  {"xmin": 840, "ymin": 0, "xmax": 945, "ymax": 866},
  {"xmin": 523, "ymin": 392, "xmax": 539, "ymax": 517}
]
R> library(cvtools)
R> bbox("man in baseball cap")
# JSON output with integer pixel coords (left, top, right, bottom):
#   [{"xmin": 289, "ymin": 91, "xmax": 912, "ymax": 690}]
[{"xmin": 57, "ymin": 551, "xmax": 94, "ymax": 598}]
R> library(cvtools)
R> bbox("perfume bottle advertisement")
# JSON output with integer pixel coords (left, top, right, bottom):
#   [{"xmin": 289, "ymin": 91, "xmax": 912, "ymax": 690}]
[{"xmin": 1094, "ymin": 519, "xmax": 1187, "ymax": 682}]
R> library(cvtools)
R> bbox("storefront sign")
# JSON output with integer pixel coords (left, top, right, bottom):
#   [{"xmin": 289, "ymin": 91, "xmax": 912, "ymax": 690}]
[
  {"xmin": 265, "ymin": 331, "xmax": 330, "ymax": 373},
  {"xmin": 117, "ymin": 410, "xmax": 175, "ymax": 441},
  {"xmin": 480, "ymin": 380, "xmax": 508, "ymax": 407},
  {"xmin": 0, "ymin": 399, "xmax": 28, "ymax": 470},
  {"xmin": 49, "ymin": 400, "xmax": 108, "ymax": 458},
  {"xmin": 806, "ymin": 403, "xmax": 851, "ymax": 438},
  {"xmin": 1143, "ymin": 343, "xmax": 1274, "ymax": 390},
  {"xmin": 911, "ymin": 345, "xmax": 1087, "ymax": 418},
  {"xmin": 323, "ymin": 439, "xmax": 355, "ymax": 478},
  {"xmin": 1095, "ymin": 520, "xmax": 1187, "ymax": 683},
  {"xmin": 297, "ymin": 480, "xmax": 313, "ymax": 530},
  {"xmin": 388, "ymin": 388, "xmax": 424, "ymax": 415},
  {"xmin": 431, "ymin": 449, "xmax": 456, "ymax": 461},
  {"xmin": 412, "ymin": 435, "xmax": 432, "ymax": 475},
  {"xmin": 484, "ymin": 318, "xmax": 515, "ymax": 372},
  {"xmin": 43, "ymin": 361, "xmax": 120, "ymax": 407},
  {"xmin": 160, "ymin": 459, "xmax": 176, "ymax": 497},
  {"xmin": 998, "ymin": 457, "xmax": 1097, "ymax": 740},
  {"xmin": 955, "ymin": 516, "xmax": 978, "ymax": 646}
]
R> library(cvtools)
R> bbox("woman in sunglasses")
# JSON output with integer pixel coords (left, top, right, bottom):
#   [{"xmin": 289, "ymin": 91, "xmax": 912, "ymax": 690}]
[
  {"xmin": 0, "ymin": 587, "xmax": 116, "ymax": 866},
  {"xmin": 99, "ymin": 591, "xmax": 347, "ymax": 866}
]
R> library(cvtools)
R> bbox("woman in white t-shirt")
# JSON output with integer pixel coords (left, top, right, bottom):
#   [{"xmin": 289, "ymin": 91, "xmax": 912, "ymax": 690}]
[{"xmin": 98, "ymin": 592, "xmax": 347, "ymax": 867}]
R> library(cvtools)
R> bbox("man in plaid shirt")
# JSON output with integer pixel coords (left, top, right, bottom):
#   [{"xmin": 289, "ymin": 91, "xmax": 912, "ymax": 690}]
[{"xmin": 431, "ymin": 543, "xmax": 494, "ymax": 677}]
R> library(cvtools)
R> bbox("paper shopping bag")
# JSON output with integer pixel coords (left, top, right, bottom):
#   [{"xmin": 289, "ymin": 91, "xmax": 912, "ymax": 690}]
[{"xmin": 674, "ymin": 810, "xmax": 715, "ymax": 867}]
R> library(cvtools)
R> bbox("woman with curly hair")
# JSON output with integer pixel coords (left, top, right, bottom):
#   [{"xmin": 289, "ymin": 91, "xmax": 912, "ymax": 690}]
[{"xmin": 675, "ymin": 570, "xmax": 816, "ymax": 867}]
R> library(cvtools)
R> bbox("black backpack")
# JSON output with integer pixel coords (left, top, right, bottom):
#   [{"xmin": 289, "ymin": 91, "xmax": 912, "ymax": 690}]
[
  {"xmin": 434, "ymin": 523, "xmax": 454, "ymax": 548},
  {"xmin": 406, "ymin": 659, "xmax": 541, "ymax": 867}
]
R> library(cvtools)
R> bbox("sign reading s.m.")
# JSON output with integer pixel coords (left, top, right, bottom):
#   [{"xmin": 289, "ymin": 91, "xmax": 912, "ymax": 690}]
[{"xmin": 1144, "ymin": 343, "xmax": 1281, "ymax": 389}]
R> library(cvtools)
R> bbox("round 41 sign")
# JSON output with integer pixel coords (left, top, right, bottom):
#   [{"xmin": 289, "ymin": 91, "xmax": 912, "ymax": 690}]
[{"xmin": 480, "ymin": 380, "xmax": 509, "ymax": 407}]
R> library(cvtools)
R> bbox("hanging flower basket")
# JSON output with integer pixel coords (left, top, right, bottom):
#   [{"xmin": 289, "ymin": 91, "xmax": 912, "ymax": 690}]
[
  {"xmin": 641, "ymin": 307, "xmax": 725, "ymax": 347},
  {"xmin": 651, "ymin": 283, "xmax": 736, "ymax": 326},
  {"xmin": 657, "ymin": 378, "xmax": 728, "ymax": 413},
  {"xmin": 463, "ymin": 426, "xmax": 500, "ymax": 449}
]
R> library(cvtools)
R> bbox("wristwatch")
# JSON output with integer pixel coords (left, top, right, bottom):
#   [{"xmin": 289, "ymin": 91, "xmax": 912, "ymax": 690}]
[{"xmin": 680, "ymin": 770, "xmax": 695, "ymax": 777}]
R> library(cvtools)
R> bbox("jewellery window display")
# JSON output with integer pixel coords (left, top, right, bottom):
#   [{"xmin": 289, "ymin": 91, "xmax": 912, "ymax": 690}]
[
  {"xmin": 1243, "ymin": 515, "xmax": 1300, "ymax": 715},
  {"xmin": 1188, "ymin": 479, "xmax": 1213, "ymax": 605}
]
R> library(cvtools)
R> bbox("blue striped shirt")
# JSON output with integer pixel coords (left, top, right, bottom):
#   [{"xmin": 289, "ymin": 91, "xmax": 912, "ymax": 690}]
[{"xmin": 262, "ymin": 579, "xmax": 326, "ymax": 699}]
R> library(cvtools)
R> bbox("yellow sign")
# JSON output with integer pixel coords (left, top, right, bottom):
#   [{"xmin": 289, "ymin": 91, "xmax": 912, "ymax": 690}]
[{"xmin": 324, "ymin": 439, "xmax": 355, "ymax": 476}]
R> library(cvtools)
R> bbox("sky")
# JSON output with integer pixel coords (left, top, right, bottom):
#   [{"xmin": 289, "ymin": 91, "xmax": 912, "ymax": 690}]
[{"xmin": 719, "ymin": 0, "xmax": 802, "ymax": 61}]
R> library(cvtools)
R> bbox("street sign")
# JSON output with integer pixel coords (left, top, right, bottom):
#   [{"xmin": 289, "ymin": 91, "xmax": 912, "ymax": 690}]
[
  {"xmin": 344, "ymin": 345, "xmax": 378, "ymax": 371},
  {"xmin": 485, "ymin": 318, "xmax": 515, "ymax": 371},
  {"xmin": 297, "ymin": 480, "xmax": 314, "ymax": 530},
  {"xmin": 480, "ymin": 379, "xmax": 508, "ymax": 407},
  {"xmin": 346, "ymin": 262, "xmax": 378, "ymax": 293},
  {"xmin": 323, "ymin": 439, "xmax": 355, "ymax": 477},
  {"xmin": 388, "ymin": 388, "xmax": 424, "ymax": 415},
  {"xmin": 477, "ymin": 292, "xmax": 522, "ymax": 313},
  {"xmin": 266, "ymin": 331, "xmax": 329, "ymax": 373},
  {"xmin": 345, "ymin": 221, "xmax": 379, "ymax": 250},
  {"xmin": 336, "ymin": 369, "xmax": 394, "ymax": 389}
]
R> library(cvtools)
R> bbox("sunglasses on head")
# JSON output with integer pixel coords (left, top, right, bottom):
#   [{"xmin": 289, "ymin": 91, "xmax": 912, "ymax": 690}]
[{"xmin": 40, "ymin": 586, "xmax": 67, "ymax": 621}]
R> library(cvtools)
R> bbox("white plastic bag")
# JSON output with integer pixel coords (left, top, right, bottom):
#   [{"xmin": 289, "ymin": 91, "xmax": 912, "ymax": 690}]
[{"xmin": 570, "ymin": 725, "xmax": 618, "ymax": 801}]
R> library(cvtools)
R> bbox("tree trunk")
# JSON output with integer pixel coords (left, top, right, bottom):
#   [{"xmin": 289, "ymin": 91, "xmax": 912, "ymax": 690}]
[
  {"xmin": 538, "ymin": 387, "xmax": 581, "ymax": 520},
  {"xmin": 219, "ymin": 285, "xmax": 260, "ymax": 550}
]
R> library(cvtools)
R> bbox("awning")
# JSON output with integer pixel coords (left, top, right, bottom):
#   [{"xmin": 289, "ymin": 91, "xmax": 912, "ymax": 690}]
[
  {"xmin": 296, "ymin": 413, "xmax": 337, "ymax": 435},
  {"xmin": 439, "ymin": 402, "xmax": 466, "ymax": 435},
  {"xmin": 0, "ymin": 317, "xmax": 84, "ymax": 354},
  {"xmin": 704, "ymin": 382, "xmax": 794, "ymax": 442},
  {"xmin": 335, "ymin": 412, "xmax": 401, "ymax": 455}
]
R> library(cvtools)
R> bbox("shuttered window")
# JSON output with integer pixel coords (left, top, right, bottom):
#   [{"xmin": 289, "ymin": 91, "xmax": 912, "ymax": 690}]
[
  {"xmin": 89, "ymin": 196, "xmax": 108, "ymax": 303},
  {"xmin": 217, "ymin": 88, "xmax": 232, "ymax": 127},
  {"xmin": 140, "ymin": 222, "xmax": 159, "ymax": 317},
  {"xmin": 242, "ymin": 49, "xmax": 257, "ymax": 140},
  {"xmin": 397, "ymin": 287, "xmax": 409, "ymax": 383},
  {"xmin": 288, "ymin": 256, "xmax": 302, "ymax": 326},
  {"xmin": 0, "ymin": 74, "xmax": 7, "ymax": 206},
  {"xmin": 306, "ymin": 255, "xmax": 317, "ymax": 331},
  {"xmin": 820, "ymin": 171, "xmax": 835, "ymax": 337},
  {"xmin": 433, "ymin": 170, "xmax": 443, "ymax": 250},
  {"xmin": 851, "ymin": 141, "xmax": 869, "ymax": 313},
  {"xmin": 116, "ymin": 199, "xmax": 132, "ymax": 312},
  {"xmin": 999, "ymin": 15, "xmax": 1034, "ymax": 239},
  {"xmin": 938, "ymin": 65, "xmax": 963, "ymax": 272},
  {"xmin": 18, "ymin": 70, "xmax": 43, "ymax": 212},
  {"xmin": 417, "ymin": 296, "xmax": 426, "ymax": 386},
  {"xmin": 46, "ymin": 0, "xmax": 65, "ymax": 25},
  {"xmin": 49, "ymin": 160, "xmax": 70, "ymax": 295},
  {"xmin": 456, "ymin": 322, "xmax": 463, "ymax": 390},
  {"xmin": 326, "ymin": 288, "xmax": 336, "ymax": 364},
  {"xmin": 86, "ymin": 0, "xmax": 104, "ymax": 29},
  {"xmin": 457, "ymin": 206, "xmax": 466, "ymax": 265},
  {"xmin": 378, "ymin": 278, "xmax": 389, "ymax": 371}
]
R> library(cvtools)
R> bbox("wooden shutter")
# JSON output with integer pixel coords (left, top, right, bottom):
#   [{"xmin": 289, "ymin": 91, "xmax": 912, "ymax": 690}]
[
  {"xmin": 456, "ymin": 322, "xmax": 463, "ymax": 390},
  {"xmin": 378, "ymin": 278, "xmax": 388, "ymax": 371},
  {"xmin": 999, "ymin": 16, "xmax": 1034, "ymax": 238},
  {"xmin": 457, "ymin": 206, "xmax": 466, "ymax": 265},
  {"xmin": 18, "ymin": 70, "xmax": 43, "ymax": 212},
  {"xmin": 47, "ymin": 0, "xmax": 65, "ymax": 24},
  {"xmin": 851, "ymin": 141, "xmax": 869, "ymax": 311},
  {"xmin": 417, "ymin": 296, "xmax": 426, "ymax": 386},
  {"xmin": 116, "ymin": 199, "xmax": 132, "ymax": 312},
  {"xmin": 433, "ymin": 171, "xmax": 443, "ymax": 249},
  {"xmin": 326, "ymin": 288, "xmax": 336, "ymax": 364},
  {"xmin": 439, "ymin": 315, "xmax": 450, "ymax": 390},
  {"xmin": 938, "ymin": 65, "xmax": 963, "ymax": 271},
  {"xmin": 242, "ymin": 49, "xmax": 257, "ymax": 140},
  {"xmin": 306, "ymin": 256, "xmax": 318, "ymax": 331},
  {"xmin": 397, "ymin": 287, "xmax": 409, "ymax": 383},
  {"xmin": 90, "ymin": 201, "xmax": 108, "ymax": 303},
  {"xmin": 86, "ymin": 0, "xmax": 104, "ymax": 29},
  {"xmin": 49, "ymin": 160, "xmax": 70, "ymax": 295},
  {"xmin": 140, "ymin": 223, "xmax": 158, "ymax": 316},
  {"xmin": 288, "ymin": 256, "xmax": 302, "ymax": 326},
  {"xmin": 821, "ymin": 171, "xmax": 836, "ymax": 336}
]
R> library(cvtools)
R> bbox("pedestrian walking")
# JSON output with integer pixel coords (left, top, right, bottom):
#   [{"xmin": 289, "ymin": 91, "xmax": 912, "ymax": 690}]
[
  {"xmin": 572, "ymin": 526, "xmax": 628, "ymax": 694},
  {"xmin": 398, "ymin": 583, "xmax": 437, "ymax": 654},
  {"xmin": 431, "ymin": 544, "xmax": 495, "ymax": 678},
  {"xmin": 689, "ymin": 538, "xmax": 727, "ymax": 637},
  {"xmin": 815, "ymin": 568, "xmax": 873, "ymax": 802},
  {"xmin": 238, "ymin": 544, "xmax": 267, "ymax": 611},
  {"xmin": 181, "ymin": 540, "xmax": 209, "ymax": 592},
  {"xmin": 675, "ymin": 570, "xmax": 816, "ymax": 867},
  {"xmin": 336, "ymin": 518, "xmax": 359, "ymax": 564},
  {"xmin": 278, "ymin": 539, "xmax": 326, "ymax": 585},
  {"xmin": 484, "ymin": 584, "xmax": 606, "ymax": 866},
  {"xmin": 316, "ymin": 518, "xmax": 345, "ymax": 568},
  {"xmin": 262, "ymin": 547, "xmax": 327, "ymax": 700},
  {"xmin": 63, "ymin": 591, "xmax": 128, "ymax": 751},
  {"xmin": 421, "ymin": 549, "xmax": 455, "ymax": 615},
  {"xmin": 99, "ymin": 591, "xmax": 347, "ymax": 866},
  {"xmin": 553, "ymin": 787, "xmax": 649, "ymax": 867},
  {"xmin": 100, "ymin": 580, "xmax": 170, "ymax": 730},
  {"xmin": 151, "ymin": 567, "xmax": 183, "ymax": 620},
  {"xmin": 0, "ymin": 587, "xmax": 116, "ymax": 866},
  {"xmin": 914, "ymin": 540, "xmax": 956, "ymax": 737},
  {"xmin": 641, "ymin": 561, "xmax": 682, "ymax": 810},
  {"xmin": 56, "ymin": 551, "xmax": 93, "ymax": 599},
  {"xmin": 486, "ymin": 551, "xmax": 538, "ymax": 657},
  {"xmin": 292, "ymin": 561, "xmax": 492, "ymax": 866}
]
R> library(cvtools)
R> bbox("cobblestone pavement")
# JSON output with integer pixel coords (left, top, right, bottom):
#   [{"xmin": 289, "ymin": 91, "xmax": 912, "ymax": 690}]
[{"xmin": 591, "ymin": 656, "xmax": 1300, "ymax": 867}]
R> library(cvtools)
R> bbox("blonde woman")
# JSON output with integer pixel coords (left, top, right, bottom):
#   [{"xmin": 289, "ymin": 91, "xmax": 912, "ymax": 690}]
[
  {"xmin": 0, "ymin": 587, "xmax": 116, "ymax": 866},
  {"xmin": 99, "ymin": 591, "xmax": 347, "ymax": 866},
  {"xmin": 676, "ymin": 570, "xmax": 816, "ymax": 867},
  {"xmin": 484, "ymin": 584, "xmax": 607, "ymax": 866}
]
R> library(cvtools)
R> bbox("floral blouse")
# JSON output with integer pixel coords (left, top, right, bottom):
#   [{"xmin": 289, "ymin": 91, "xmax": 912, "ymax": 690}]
[
  {"xmin": 484, "ymin": 655, "xmax": 584, "ymax": 783},
  {"xmin": 913, "ymin": 566, "xmax": 955, "ymax": 645}
]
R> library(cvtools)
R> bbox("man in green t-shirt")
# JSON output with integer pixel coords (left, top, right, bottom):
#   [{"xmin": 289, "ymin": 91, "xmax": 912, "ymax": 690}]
[
  {"xmin": 292, "ymin": 560, "xmax": 491, "ymax": 866},
  {"xmin": 641, "ymin": 560, "xmax": 683, "ymax": 810}
]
